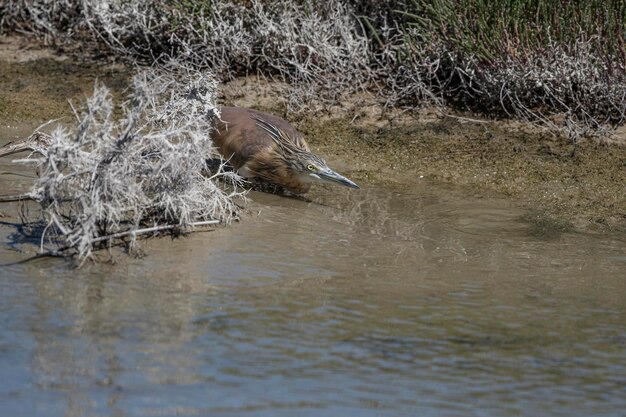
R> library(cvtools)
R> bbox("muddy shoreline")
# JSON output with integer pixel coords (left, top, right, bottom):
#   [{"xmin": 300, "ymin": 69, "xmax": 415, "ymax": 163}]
[{"xmin": 1, "ymin": 35, "xmax": 625, "ymax": 232}]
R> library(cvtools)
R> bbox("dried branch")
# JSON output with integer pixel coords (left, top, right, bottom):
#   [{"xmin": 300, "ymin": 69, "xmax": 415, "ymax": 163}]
[
  {"xmin": 89, "ymin": 220, "xmax": 220, "ymax": 244},
  {"xmin": 0, "ymin": 193, "xmax": 34, "ymax": 202},
  {"xmin": 11, "ymin": 60, "xmax": 245, "ymax": 260}
]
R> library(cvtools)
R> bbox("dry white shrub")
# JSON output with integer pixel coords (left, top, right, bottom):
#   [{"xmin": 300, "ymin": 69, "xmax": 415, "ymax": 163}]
[
  {"xmin": 380, "ymin": 31, "xmax": 626, "ymax": 142},
  {"xmin": 2, "ymin": 0, "xmax": 624, "ymax": 139},
  {"xmin": 488, "ymin": 40, "xmax": 626, "ymax": 141},
  {"xmin": 22, "ymin": 62, "xmax": 243, "ymax": 260},
  {"xmin": 0, "ymin": 0, "xmax": 78, "ymax": 41},
  {"xmin": 78, "ymin": 0, "xmax": 372, "ymax": 113}
]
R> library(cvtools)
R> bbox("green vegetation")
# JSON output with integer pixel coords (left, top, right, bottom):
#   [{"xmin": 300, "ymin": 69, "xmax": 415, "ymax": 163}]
[
  {"xmin": 1, "ymin": 0, "xmax": 624, "ymax": 139},
  {"xmin": 367, "ymin": 0, "xmax": 626, "ymax": 138},
  {"xmin": 396, "ymin": 0, "xmax": 624, "ymax": 63}
]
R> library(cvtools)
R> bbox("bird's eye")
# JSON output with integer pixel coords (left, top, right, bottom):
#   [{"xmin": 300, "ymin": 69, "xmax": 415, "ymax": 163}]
[{"xmin": 307, "ymin": 164, "xmax": 316, "ymax": 171}]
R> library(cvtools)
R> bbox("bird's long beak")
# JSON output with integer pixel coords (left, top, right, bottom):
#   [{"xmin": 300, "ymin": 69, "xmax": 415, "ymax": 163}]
[{"xmin": 319, "ymin": 168, "xmax": 360, "ymax": 189}]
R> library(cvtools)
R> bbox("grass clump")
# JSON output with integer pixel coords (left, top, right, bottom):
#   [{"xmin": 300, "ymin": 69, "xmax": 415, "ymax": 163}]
[{"xmin": 397, "ymin": 0, "xmax": 625, "ymax": 63}]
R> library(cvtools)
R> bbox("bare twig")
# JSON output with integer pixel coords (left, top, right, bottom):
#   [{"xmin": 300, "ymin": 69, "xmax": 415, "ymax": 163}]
[
  {"xmin": 0, "ymin": 132, "xmax": 52, "ymax": 158},
  {"xmin": 89, "ymin": 220, "xmax": 220, "ymax": 244},
  {"xmin": 0, "ymin": 193, "xmax": 34, "ymax": 202}
]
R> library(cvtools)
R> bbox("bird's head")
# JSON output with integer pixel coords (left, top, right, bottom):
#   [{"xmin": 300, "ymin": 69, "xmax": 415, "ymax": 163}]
[
  {"xmin": 288, "ymin": 152, "xmax": 360, "ymax": 189},
  {"xmin": 254, "ymin": 116, "xmax": 360, "ymax": 190}
]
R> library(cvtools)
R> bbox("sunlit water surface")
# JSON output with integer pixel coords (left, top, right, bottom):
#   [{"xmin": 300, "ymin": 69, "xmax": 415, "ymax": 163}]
[{"xmin": 1, "ymin": 131, "xmax": 626, "ymax": 417}]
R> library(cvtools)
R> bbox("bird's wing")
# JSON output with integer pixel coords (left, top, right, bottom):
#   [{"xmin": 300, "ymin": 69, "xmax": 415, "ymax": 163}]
[{"xmin": 252, "ymin": 116, "xmax": 309, "ymax": 152}]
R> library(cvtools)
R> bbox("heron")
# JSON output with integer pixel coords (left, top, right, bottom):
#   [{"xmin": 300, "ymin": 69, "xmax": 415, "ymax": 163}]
[{"xmin": 210, "ymin": 106, "xmax": 360, "ymax": 194}]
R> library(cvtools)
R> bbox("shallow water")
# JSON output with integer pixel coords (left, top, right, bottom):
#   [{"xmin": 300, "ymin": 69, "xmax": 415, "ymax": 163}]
[{"xmin": 1, "ymin": 129, "xmax": 626, "ymax": 417}]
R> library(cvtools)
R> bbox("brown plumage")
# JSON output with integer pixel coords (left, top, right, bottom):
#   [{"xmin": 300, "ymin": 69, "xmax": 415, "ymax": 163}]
[{"xmin": 210, "ymin": 106, "xmax": 359, "ymax": 194}]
